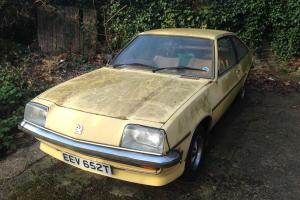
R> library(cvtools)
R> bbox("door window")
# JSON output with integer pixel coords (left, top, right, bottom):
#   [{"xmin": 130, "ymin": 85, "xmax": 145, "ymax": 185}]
[{"xmin": 217, "ymin": 37, "xmax": 237, "ymax": 74}]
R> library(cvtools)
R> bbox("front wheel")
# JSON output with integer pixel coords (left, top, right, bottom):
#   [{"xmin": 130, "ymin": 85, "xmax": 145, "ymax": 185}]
[{"xmin": 182, "ymin": 126, "xmax": 206, "ymax": 180}]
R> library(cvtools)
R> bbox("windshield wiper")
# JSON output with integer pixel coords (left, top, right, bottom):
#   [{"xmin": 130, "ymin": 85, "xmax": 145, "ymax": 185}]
[
  {"xmin": 152, "ymin": 66, "xmax": 208, "ymax": 73},
  {"xmin": 112, "ymin": 63, "xmax": 155, "ymax": 69}
]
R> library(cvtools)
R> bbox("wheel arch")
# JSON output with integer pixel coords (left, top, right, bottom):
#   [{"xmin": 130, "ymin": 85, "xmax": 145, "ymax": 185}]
[
  {"xmin": 181, "ymin": 115, "xmax": 212, "ymax": 178},
  {"xmin": 189, "ymin": 115, "xmax": 212, "ymax": 149},
  {"xmin": 194, "ymin": 115, "xmax": 212, "ymax": 134}
]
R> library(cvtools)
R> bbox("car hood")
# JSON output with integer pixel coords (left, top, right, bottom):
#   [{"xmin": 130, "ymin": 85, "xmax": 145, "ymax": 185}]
[{"xmin": 38, "ymin": 67, "xmax": 210, "ymax": 123}]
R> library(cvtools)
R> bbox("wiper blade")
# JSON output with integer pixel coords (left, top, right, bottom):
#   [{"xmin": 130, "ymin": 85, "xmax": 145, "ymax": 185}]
[
  {"xmin": 112, "ymin": 63, "xmax": 155, "ymax": 69},
  {"xmin": 152, "ymin": 66, "xmax": 208, "ymax": 73}
]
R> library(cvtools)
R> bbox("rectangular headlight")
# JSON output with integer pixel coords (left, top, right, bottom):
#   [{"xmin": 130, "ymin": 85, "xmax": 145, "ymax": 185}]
[
  {"xmin": 24, "ymin": 102, "xmax": 48, "ymax": 127},
  {"xmin": 121, "ymin": 125, "xmax": 165, "ymax": 154}
]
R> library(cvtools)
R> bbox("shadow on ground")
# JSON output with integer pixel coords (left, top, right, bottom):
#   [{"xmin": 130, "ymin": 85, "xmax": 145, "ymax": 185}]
[{"xmin": 1, "ymin": 83, "xmax": 300, "ymax": 200}]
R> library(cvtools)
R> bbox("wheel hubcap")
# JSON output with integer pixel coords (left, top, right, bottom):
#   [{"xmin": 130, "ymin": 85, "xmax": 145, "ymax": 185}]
[{"xmin": 190, "ymin": 135, "xmax": 204, "ymax": 171}]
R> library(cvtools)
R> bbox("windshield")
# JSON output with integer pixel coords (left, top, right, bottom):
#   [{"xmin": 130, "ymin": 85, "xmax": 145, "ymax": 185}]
[{"xmin": 111, "ymin": 35, "xmax": 214, "ymax": 78}]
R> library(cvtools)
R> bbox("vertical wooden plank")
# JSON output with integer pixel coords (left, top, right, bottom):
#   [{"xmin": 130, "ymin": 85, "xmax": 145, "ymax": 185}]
[
  {"xmin": 37, "ymin": 6, "xmax": 96, "ymax": 55},
  {"xmin": 68, "ymin": 7, "xmax": 74, "ymax": 53},
  {"xmin": 37, "ymin": 7, "xmax": 42, "ymax": 52},
  {"xmin": 37, "ymin": 7, "xmax": 46, "ymax": 52},
  {"xmin": 83, "ymin": 8, "xmax": 97, "ymax": 56},
  {"xmin": 44, "ymin": 8, "xmax": 53, "ymax": 53},
  {"xmin": 52, "ymin": 10, "xmax": 57, "ymax": 53},
  {"xmin": 45, "ymin": 9, "xmax": 50, "ymax": 53},
  {"xmin": 48, "ymin": 9, "xmax": 54, "ymax": 53},
  {"xmin": 73, "ymin": 8, "xmax": 80, "ymax": 53},
  {"xmin": 64, "ymin": 7, "xmax": 70, "ymax": 53},
  {"xmin": 64, "ymin": 7, "xmax": 80, "ymax": 53},
  {"xmin": 79, "ymin": 9, "xmax": 84, "ymax": 54},
  {"xmin": 56, "ymin": 8, "xmax": 65, "ymax": 52}
]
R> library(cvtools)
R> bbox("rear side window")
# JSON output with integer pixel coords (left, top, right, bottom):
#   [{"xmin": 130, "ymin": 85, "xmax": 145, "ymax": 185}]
[
  {"xmin": 231, "ymin": 36, "xmax": 249, "ymax": 61},
  {"xmin": 217, "ymin": 37, "xmax": 237, "ymax": 74}
]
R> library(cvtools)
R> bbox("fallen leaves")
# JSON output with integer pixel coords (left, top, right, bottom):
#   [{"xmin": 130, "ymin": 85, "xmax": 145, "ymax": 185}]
[
  {"xmin": 247, "ymin": 67, "xmax": 300, "ymax": 94},
  {"xmin": 21, "ymin": 53, "xmax": 104, "ymax": 93}
]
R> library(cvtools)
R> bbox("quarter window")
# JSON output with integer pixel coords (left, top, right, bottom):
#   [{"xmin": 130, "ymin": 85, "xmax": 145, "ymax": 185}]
[
  {"xmin": 217, "ymin": 37, "xmax": 237, "ymax": 74},
  {"xmin": 231, "ymin": 36, "xmax": 249, "ymax": 61}
]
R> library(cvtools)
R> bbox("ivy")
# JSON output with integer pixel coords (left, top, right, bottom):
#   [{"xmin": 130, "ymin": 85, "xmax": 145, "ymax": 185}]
[
  {"xmin": 0, "ymin": 64, "xmax": 29, "ymax": 154},
  {"xmin": 103, "ymin": 0, "xmax": 299, "ymax": 60},
  {"xmin": 2, "ymin": 0, "xmax": 298, "ymax": 59},
  {"xmin": 269, "ymin": 0, "xmax": 300, "ymax": 60},
  {"xmin": 104, "ymin": 0, "xmax": 206, "ymax": 51}
]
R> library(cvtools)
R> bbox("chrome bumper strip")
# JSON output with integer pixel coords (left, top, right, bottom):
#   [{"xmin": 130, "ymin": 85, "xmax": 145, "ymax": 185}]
[{"xmin": 18, "ymin": 121, "xmax": 181, "ymax": 168}]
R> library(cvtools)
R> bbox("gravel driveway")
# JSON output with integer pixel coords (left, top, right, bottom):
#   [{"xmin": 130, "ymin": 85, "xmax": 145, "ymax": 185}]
[{"xmin": 1, "ymin": 73, "xmax": 300, "ymax": 200}]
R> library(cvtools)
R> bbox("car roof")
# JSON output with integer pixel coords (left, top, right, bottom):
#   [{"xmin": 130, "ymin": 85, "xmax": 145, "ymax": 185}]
[{"xmin": 139, "ymin": 28, "xmax": 233, "ymax": 40}]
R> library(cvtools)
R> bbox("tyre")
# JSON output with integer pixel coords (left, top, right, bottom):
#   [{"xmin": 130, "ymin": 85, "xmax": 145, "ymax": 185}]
[{"xmin": 182, "ymin": 125, "xmax": 206, "ymax": 180}]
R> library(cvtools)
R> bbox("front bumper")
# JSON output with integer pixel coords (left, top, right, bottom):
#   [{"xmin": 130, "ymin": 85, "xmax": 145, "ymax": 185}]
[{"xmin": 18, "ymin": 120, "xmax": 181, "ymax": 168}]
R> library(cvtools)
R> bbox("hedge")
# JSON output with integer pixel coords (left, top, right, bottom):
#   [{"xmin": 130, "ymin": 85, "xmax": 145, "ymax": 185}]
[{"xmin": 104, "ymin": 0, "xmax": 300, "ymax": 60}]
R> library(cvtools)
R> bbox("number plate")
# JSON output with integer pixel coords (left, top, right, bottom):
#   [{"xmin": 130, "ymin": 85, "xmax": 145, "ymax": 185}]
[{"xmin": 62, "ymin": 152, "xmax": 112, "ymax": 175}]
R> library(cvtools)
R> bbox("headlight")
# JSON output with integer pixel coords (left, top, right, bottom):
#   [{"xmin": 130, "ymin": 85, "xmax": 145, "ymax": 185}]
[
  {"xmin": 121, "ymin": 125, "xmax": 165, "ymax": 154},
  {"xmin": 24, "ymin": 102, "xmax": 48, "ymax": 127}
]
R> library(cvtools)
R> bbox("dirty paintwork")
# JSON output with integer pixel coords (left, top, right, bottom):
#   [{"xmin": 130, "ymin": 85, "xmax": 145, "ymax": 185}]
[
  {"xmin": 38, "ymin": 67, "xmax": 210, "ymax": 123},
  {"xmin": 4, "ymin": 85, "xmax": 300, "ymax": 199},
  {"xmin": 21, "ymin": 29, "xmax": 253, "ymax": 186}
]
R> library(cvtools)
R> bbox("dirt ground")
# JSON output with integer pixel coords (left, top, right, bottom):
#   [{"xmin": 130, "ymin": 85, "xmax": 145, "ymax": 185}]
[{"xmin": 1, "ymin": 68, "xmax": 300, "ymax": 200}]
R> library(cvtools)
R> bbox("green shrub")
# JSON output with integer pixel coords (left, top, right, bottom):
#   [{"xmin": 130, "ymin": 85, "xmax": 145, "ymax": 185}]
[
  {"xmin": 0, "ymin": 64, "xmax": 29, "ymax": 154},
  {"xmin": 208, "ymin": 0, "xmax": 268, "ymax": 50},
  {"xmin": 104, "ymin": 0, "xmax": 206, "ymax": 52},
  {"xmin": 103, "ymin": 0, "xmax": 300, "ymax": 60},
  {"xmin": 104, "ymin": 0, "xmax": 268, "ymax": 52},
  {"xmin": 271, "ymin": 28, "xmax": 300, "ymax": 61},
  {"xmin": 270, "ymin": 0, "xmax": 300, "ymax": 60},
  {"xmin": 0, "ymin": 108, "xmax": 23, "ymax": 153}
]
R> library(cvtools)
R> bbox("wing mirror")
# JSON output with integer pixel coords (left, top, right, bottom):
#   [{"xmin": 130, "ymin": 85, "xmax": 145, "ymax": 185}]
[{"xmin": 105, "ymin": 54, "xmax": 113, "ymax": 64}]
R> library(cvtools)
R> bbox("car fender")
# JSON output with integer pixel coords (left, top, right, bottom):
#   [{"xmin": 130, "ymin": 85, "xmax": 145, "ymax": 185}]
[{"xmin": 162, "ymin": 85, "xmax": 212, "ymax": 159}]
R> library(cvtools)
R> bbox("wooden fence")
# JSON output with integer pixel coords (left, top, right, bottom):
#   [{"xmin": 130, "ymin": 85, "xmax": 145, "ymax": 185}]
[{"xmin": 37, "ymin": 6, "xmax": 97, "ymax": 55}]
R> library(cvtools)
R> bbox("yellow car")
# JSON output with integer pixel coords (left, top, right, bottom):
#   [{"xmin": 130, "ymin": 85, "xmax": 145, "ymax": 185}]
[{"xmin": 19, "ymin": 28, "xmax": 252, "ymax": 186}]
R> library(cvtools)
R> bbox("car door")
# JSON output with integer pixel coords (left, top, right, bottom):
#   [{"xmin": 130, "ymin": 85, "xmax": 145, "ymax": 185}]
[
  {"xmin": 210, "ymin": 36, "xmax": 240, "ymax": 124},
  {"xmin": 231, "ymin": 35, "xmax": 252, "ymax": 86}
]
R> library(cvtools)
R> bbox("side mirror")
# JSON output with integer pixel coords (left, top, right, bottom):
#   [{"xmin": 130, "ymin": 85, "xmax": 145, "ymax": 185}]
[{"xmin": 105, "ymin": 54, "xmax": 113, "ymax": 64}]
